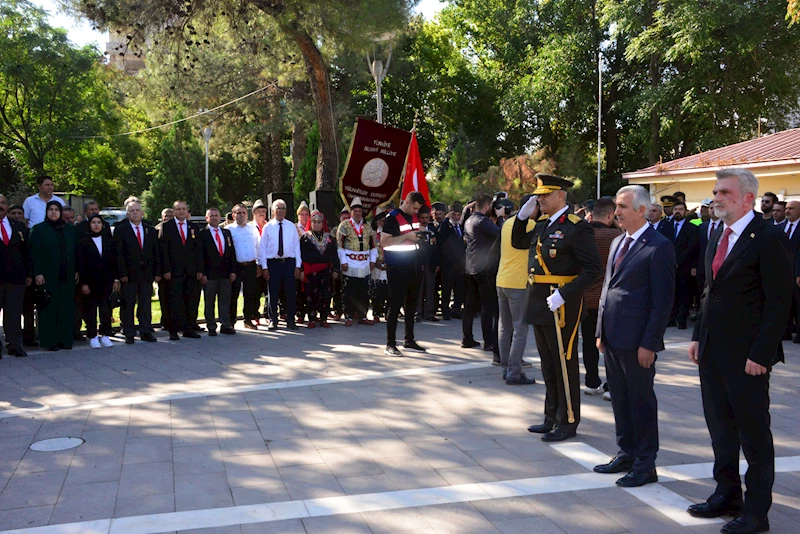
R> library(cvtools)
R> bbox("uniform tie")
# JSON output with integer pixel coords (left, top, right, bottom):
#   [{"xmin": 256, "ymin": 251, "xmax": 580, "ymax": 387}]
[
  {"xmin": 215, "ymin": 228, "xmax": 224, "ymax": 257},
  {"xmin": 179, "ymin": 221, "xmax": 186, "ymax": 245},
  {"xmin": 278, "ymin": 221, "xmax": 284, "ymax": 257},
  {"xmin": 135, "ymin": 225, "xmax": 143, "ymax": 249},
  {"xmin": 613, "ymin": 237, "xmax": 633, "ymax": 273},
  {"xmin": 1, "ymin": 222, "xmax": 9, "ymax": 246},
  {"xmin": 711, "ymin": 227, "xmax": 734, "ymax": 279}
]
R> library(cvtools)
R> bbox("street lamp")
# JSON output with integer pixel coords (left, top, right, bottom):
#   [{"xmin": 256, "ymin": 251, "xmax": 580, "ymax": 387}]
[{"xmin": 366, "ymin": 33, "xmax": 395, "ymax": 124}]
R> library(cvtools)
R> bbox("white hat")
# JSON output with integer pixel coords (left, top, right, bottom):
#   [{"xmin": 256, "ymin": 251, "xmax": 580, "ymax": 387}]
[
  {"xmin": 701, "ymin": 198, "xmax": 712, "ymax": 207},
  {"xmin": 350, "ymin": 196, "xmax": 364, "ymax": 210},
  {"xmin": 297, "ymin": 200, "xmax": 310, "ymax": 213},
  {"xmin": 253, "ymin": 199, "xmax": 266, "ymax": 210}
]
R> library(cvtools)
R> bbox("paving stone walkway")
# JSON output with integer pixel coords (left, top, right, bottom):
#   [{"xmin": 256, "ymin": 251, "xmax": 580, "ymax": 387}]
[{"xmin": 0, "ymin": 318, "xmax": 798, "ymax": 533}]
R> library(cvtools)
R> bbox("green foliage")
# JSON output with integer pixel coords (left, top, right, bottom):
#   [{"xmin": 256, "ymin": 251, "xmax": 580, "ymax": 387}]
[
  {"xmin": 429, "ymin": 141, "xmax": 475, "ymax": 205},
  {"xmin": 141, "ymin": 118, "xmax": 221, "ymax": 221},
  {"xmin": 294, "ymin": 122, "xmax": 319, "ymax": 203}
]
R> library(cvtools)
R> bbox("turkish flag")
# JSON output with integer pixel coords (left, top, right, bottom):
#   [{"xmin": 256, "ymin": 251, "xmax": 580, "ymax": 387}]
[{"xmin": 401, "ymin": 132, "xmax": 430, "ymax": 207}]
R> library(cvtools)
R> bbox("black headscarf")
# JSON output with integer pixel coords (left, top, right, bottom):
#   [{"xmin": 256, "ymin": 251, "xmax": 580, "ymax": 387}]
[
  {"xmin": 44, "ymin": 200, "xmax": 65, "ymax": 229},
  {"xmin": 86, "ymin": 214, "xmax": 105, "ymax": 238}
]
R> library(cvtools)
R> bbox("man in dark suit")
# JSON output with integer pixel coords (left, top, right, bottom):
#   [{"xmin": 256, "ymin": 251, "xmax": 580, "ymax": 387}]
[
  {"xmin": 115, "ymin": 201, "xmax": 161, "ymax": 344},
  {"xmin": 668, "ymin": 201, "xmax": 700, "ymax": 329},
  {"xmin": 200, "ymin": 208, "xmax": 237, "ymax": 336},
  {"xmin": 657, "ymin": 196, "xmax": 677, "ymax": 240},
  {"xmin": 594, "ymin": 185, "xmax": 675, "ymax": 488},
  {"xmin": 159, "ymin": 200, "xmax": 203, "ymax": 340},
  {"xmin": 783, "ymin": 201, "xmax": 800, "ymax": 343},
  {"xmin": 687, "ymin": 169, "xmax": 791, "ymax": 534},
  {"xmin": 436, "ymin": 203, "xmax": 466, "ymax": 320},
  {"xmin": 0, "ymin": 194, "xmax": 32, "ymax": 358},
  {"xmin": 696, "ymin": 201, "xmax": 721, "ymax": 294}
]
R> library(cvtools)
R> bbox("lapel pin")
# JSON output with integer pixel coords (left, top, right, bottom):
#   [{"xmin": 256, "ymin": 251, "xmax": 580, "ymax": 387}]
[{"xmin": 750, "ymin": 233, "xmax": 755, "ymax": 238}]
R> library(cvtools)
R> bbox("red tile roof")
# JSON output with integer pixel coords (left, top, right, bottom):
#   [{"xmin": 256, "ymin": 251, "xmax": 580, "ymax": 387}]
[{"xmin": 628, "ymin": 128, "xmax": 800, "ymax": 175}]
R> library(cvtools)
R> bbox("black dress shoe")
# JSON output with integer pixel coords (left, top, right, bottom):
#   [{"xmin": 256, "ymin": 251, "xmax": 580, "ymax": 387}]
[
  {"xmin": 243, "ymin": 321, "xmax": 258, "ymax": 330},
  {"xmin": 687, "ymin": 494, "xmax": 743, "ymax": 518},
  {"xmin": 141, "ymin": 333, "xmax": 157, "ymax": 342},
  {"xmin": 208, "ymin": 330, "xmax": 218, "ymax": 337},
  {"xmin": 287, "ymin": 323, "xmax": 298, "ymax": 331},
  {"xmin": 192, "ymin": 324, "xmax": 205, "ymax": 332},
  {"xmin": 483, "ymin": 344, "xmax": 495, "ymax": 352},
  {"xmin": 442, "ymin": 315, "xmax": 451, "ymax": 321},
  {"xmin": 506, "ymin": 373, "xmax": 536, "ymax": 385},
  {"xmin": 220, "ymin": 327, "xmax": 236, "ymax": 335},
  {"xmin": 616, "ymin": 470, "xmax": 657, "ymax": 487},
  {"xmin": 8, "ymin": 348, "xmax": 27, "ymax": 358},
  {"xmin": 268, "ymin": 324, "xmax": 278, "ymax": 331},
  {"xmin": 541, "ymin": 427, "xmax": 577, "ymax": 442},
  {"xmin": 48, "ymin": 345, "xmax": 60, "ymax": 352},
  {"xmin": 23, "ymin": 339, "xmax": 38, "ymax": 347},
  {"xmin": 183, "ymin": 331, "xmax": 201, "ymax": 339},
  {"xmin": 403, "ymin": 340, "xmax": 427, "ymax": 353},
  {"xmin": 593, "ymin": 456, "xmax": 633, "ymax": 474},
  {"xmin": 425, "ymin": 316, "xmax": 440, "ymax": 322},
  {"xmin": 528, "ymin": 421, "xmax": 555, "ymax": 434},
  {"xmin": 169, "ymin": 332, "xmax": 180, "ymax": 341},
  {"xmin": 461, "ymin": 339, "xmax": 481, "ymax": 349},
  {"xmin": 125, "ymin": 336, "xmax": 135, "ymax": 345},
  {"xmin": 721, "ymin": 513, "xmax": 769, "ymax": 534}
]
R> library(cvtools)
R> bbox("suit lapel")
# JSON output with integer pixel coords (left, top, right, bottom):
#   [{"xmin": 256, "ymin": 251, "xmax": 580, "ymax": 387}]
[
  {"xmin": 712, "ymin": 217, "xmax": 760, "ymax": 285},
  {"xmin": 610, "ymin": 227, "xmax": 651, "ymax": 283},
  {"xmin": 606, "ymin": 234, "xmax": 623, "ymax": 283}
]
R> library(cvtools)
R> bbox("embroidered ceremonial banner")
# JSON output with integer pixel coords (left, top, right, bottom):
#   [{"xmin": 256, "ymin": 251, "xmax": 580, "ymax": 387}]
[{"xmin": 339, "ymin": 118, "xmax": 412, "ymax": 212}]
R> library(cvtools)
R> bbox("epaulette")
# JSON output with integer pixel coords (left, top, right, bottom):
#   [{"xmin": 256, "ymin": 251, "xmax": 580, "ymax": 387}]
[
  {"xmin": 568, "ymin": 214, "xmax": 582, "ymax": 224},
  {"xmin": 538, "ymin": 215, "xmax": 549, "ymax": 221}
]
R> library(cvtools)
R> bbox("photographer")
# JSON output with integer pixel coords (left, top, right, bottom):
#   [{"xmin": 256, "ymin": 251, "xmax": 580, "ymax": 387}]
[
  {"xmin": 382, "ymin": 191, "xmax": 427, "ymax": 357},
  {"xmin": 416, "ymin": 205, "xmax": 440, "ymax": 322}
]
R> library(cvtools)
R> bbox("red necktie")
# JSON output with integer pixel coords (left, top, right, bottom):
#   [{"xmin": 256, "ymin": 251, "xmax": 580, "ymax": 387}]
[
  {"xmin": 711, "ymin": 228, "xmax": 733, "ymax": 279},
  {"xmin": 1, "ymin": 222, "xmax": 9, "ymax": 246},
  {"xmin": 613, "ymin": 236, "xmax": 633, "ymax": 273},
  {"xmin": 709, "ymin": 221, "xmax": 716, "ymax": 239},
  {"xmin": 135, "ymin": 226, "xmax": 143, "ymax": 249},
  {"xmin": 215, "ymin": 229, "xmax": 224, "ymax": 257},
  {"xmin": 179, "ymin": 222, "xmax": 186, "ymax": 244}
]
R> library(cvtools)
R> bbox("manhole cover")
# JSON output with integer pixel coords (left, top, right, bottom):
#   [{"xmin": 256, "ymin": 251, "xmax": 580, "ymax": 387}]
[{"xmin": 30, "ymin": 437, "xmax": 84, "ymax": 452}]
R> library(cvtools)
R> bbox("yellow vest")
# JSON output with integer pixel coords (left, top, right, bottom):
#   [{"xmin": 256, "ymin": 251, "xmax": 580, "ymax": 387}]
[{"xmin": 496, "ymin": 217, "xmax": 535, "ymax": 290}]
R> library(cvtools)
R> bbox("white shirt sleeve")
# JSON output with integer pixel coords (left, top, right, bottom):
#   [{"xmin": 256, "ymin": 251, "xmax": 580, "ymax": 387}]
[
  {"xmin": 369, "ymin": 247, "xmax": 378, "ymax": 263},
  {"xmin": 338, "ymin": 246, "xmax": 347, "ymax": 267},
  {"xmin": 293, "ymin": 231, "xmax": 301, "ymax": 268},
  {"xmin": 258, "ymin": 227, "xmax": 268, "ymax": 268}
]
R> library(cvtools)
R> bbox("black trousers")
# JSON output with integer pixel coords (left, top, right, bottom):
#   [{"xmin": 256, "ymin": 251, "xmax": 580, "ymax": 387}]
[
  {"xmin": 441, "ymin": 266, "xmax": 465, "ymax": 317},
  {"xmin": 581, "ymin": 308, "xmax": 603, "ymax": 388},
  {"xmin": 121, "ymin": 279, "xmax": 154, "ymax": 337},
  {"xmin": 462, "ymin": 272, "xmax": 498, "ymax": 350},
  {"xmin": 0, "ymin": 284, "xmax": 25, "ymax": 350},
  {"xmin": 331, "ymin": 274, "xmax": 343, "ymax": 316},
  {"xmin": 604, "ymin": 341, "xmax": 658, "ymax": 474},
  {"xmin": 23, "ymin": 284, "xmax": 36, "ymax": 344},
  {"xmin": 386, "ymin": 264, "xmax": 420, "ymax": 345},
  {"xmin": 671, "ymin": 270, "xmax": 692, "ymax": 327},
  {"xmin": 417, "ymin": 267, "xmax": 438, "ymax": 319},
  {"xmin": 370, "ymin": 278, "xmax": 389, "ymax": 317},
  {"xmin": 83, "ymin": 297, "xmax": 113, "ymax": 338},
  {"xmin": 532, "ymin": 306, "xmax": 582, "ymax": 430},
  {"xmin": 342, "ymin": 275, "xmax": 370, "ymax": 320},
  {"xmin": 267, "ymin": 259, "xmax": 296, "ymax": 325},
  {"xmin": 700, "ymin": 353, "xmax": 774, "ymax": 517},
  {"xmin": 158, "ymin": 278, "xmax": 172, "ymax": 331},
  {"xmin": 74, "ymin": 286, "xmax": 84, "ymax": 336},
  {"xmin": 231, "ymin": 262, "xmax": 259, "ymax": 323},
  {"xmin": 168, "ymin": 274, "xmax": 198, "ymax": 334}
]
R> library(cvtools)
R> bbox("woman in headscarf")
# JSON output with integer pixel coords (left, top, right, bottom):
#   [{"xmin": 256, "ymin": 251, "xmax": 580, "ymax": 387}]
[
  {"xmin": 77, "ymin": 214, "xmax": 119, "ymax": 349},
  {"xmin": 295, "ymin": 201, "xmax": 311, "ymax": 324},
  {"xmin": 299, "ymin": 210, "xmax": 339, "ymax": 328},
  {"xmin": 31, "ymin": 200, "xmax": 78, "ymax": 351}
]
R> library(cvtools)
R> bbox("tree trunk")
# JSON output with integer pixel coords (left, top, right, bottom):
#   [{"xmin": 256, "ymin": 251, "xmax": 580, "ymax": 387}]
[
  {"xmin": 604, "ymin": 38, "xmax": 622, "ymax": 179},
  {"xmin": 291, "ymin": 121, "xmax": 307, "ymax": 180},
  {"xmin": 648, "ymin": 53, "xmax": 660, "ymax": 165},
  {"xmin": 261, "ymin": 133, "xmax": 283, "ymax": 196}
]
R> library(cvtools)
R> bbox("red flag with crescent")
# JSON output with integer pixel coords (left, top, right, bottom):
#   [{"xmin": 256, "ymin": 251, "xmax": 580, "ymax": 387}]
[{"xmin": 401, "ymin": 132, "xmax": 430, "ymax": 207}]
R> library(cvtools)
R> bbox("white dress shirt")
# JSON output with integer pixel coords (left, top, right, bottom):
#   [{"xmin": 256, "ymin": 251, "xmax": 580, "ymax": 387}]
[
  {"xmin": 258, "ymin": 218, "xmax": 302, "ymax": 268},
  {"xmin": 22, "ymin": 194, "xmax": 64, "ymax": 228},
  {"xmin": 547, "ymin": 205, "xmax": 570, "ymax": 227},
  {"xmin": 210, "ymin": 226, "xmax": 225, "ymax": 254},
  {"xmin": 719, "ymin": 210, "xmax": 756, "ymax": 259},
  {"xmin": 0, "ymin": 216, "xmax": 12, "ymax": 242},
  {"xmin": 706, "ymin": 219, "xmax": 720, "ymax": 240},
  {"xmin": 130, "ymin": 223, "xmax": 144, "ymax": 246},
  {"xmin": 92, "ymin": 235, "xmax": 103, "ymax": 256},
  {"xmin": 226, "ymin": 222, "xmax": 260, "ymax": 263},
  {"xmin": 785, "ymin": 220, "xmax": 798, "ymax": 240},
  {"xmin": 673, "ymin": 218, "xmax": 685, "ymax": 239},
  {"xmin": 614, "ymin": 222, "xmax": 650, "ymax": 264}
]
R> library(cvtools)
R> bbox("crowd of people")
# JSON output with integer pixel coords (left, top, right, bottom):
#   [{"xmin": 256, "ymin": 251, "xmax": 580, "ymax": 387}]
[{"xmin": 0, "ymin": 168, "xmax": 789, "ymax": 534}]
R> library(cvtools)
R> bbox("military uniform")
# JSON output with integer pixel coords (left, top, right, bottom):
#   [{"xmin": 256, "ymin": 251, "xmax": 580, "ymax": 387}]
[{"xmin": 512, "ymin": 175, "xmax": 602, "ymax": 441}]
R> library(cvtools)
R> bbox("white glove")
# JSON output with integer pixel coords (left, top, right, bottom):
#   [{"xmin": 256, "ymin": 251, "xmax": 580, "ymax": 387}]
[
  {"xmin": 518, "ymin": 195, "xmax": 538, "ymax": 220},
  {"xmin": 546, "ymin": 290, "xmax": 565, "ymax": 312}
]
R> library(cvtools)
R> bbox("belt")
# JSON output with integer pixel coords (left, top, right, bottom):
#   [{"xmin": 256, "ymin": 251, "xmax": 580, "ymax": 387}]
[
  {"xmin": 529, "ymin": 274, "xmax": 577, "ymax": 285},
  {"xmin": 238, "ymin": 260, "xmax": 256, "ymax": 266},
  {"xmin": 268, "ymin": 257, "xmax": 295, "ymax": 263}
]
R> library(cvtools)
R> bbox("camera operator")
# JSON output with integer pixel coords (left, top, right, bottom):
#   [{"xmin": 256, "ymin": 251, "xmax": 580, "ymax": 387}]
[{"xmin": 382, "ymin": 191, "xmax": 427, "ymax": 357}]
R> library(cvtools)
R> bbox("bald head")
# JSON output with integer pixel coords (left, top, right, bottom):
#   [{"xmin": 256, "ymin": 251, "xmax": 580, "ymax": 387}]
[{"xmin": 786, "ymin": 200, "xmax": 800, "ymax": 223}]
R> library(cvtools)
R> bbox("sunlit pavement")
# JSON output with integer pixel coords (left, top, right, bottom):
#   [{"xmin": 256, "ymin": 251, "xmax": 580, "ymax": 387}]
[{"xmin": 0, "ymin": 317, "xmax": 799, "ymax": 533}]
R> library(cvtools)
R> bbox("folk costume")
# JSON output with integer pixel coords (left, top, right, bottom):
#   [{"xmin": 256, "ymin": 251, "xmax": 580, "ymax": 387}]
[
  {"xmin": 338, "ymin": 197, "xmax": 378, "ymax": 324},
  {"xmin": 300, "ymin": 211, "xmax": 340, "ymax": 326}
]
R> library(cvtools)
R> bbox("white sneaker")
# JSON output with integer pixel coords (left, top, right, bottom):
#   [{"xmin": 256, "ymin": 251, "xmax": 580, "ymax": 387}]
[
  {"xmin": 603, "ymin": 391, "xmax": 612, "ymax": 401},
  {"xmin": 89, "ymin": 336, "xmax": 101, "ymax": 349},
  {"xmin": 100, "ymin": 336, "xmax": 113, "ymax": 348},
  {"xmin": 584, "ymin": 385, "xmax": 604, "ymax": 396}
]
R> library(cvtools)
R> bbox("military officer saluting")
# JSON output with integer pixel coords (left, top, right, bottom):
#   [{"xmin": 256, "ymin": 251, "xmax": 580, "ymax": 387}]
[{"xmin": 512, "ymin": 174, "xmax": 602, "ymax": 442}]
